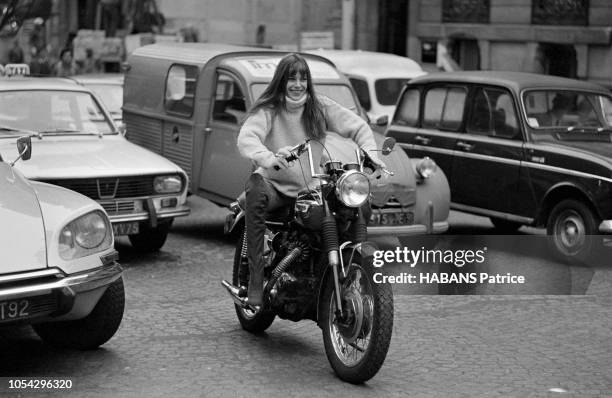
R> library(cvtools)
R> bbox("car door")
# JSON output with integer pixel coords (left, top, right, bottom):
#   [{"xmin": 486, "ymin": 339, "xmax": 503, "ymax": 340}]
[
  {"xmin": 388, "ymin": 84, "xmax": 466, "ymax": 179},
  {"xmin": 198, "ymin": 71, "xmax": 252, "ymax": 203},
  {"xmin": 449, "ymin": 85, "xmax": 525, "ymax": 215}
]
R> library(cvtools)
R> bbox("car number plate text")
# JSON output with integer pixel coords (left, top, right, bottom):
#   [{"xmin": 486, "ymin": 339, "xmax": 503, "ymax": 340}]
[
  {"xmin": 0, "ymin": 299, "xmax": 30, "ymax": 321},
  {"xmin": 112, "ymin": 222, "xmax": 140, "ymax": 236},
  {"xmin": 370, "ymin": 210, "xmax": 414, "ymax": 226}
]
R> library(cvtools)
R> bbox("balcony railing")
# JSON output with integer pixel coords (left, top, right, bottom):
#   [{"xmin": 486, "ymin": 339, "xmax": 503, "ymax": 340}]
[
  {"xmin": 442, "ymin": 0, "xmax": 490, "ymax": 23},
  {"xmin": 532, "ymin": 0, "xmax": 589, "ymax": 26}
]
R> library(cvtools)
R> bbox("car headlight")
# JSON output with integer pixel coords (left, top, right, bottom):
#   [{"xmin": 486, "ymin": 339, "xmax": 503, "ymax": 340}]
[
  {"xmin": 336, "ymin": 171, "xmax": 370, "ymax": 207},
  {"xmin": 416, "ymin": 157, "xmax": 438, "ymax": 179},
  {"xmin": 59, "ymin": 210, "xmax": 112, "ymax": 260},
  {"xmin": 154, "ymin": 175, "xmax": 182, "ymax": 194}
]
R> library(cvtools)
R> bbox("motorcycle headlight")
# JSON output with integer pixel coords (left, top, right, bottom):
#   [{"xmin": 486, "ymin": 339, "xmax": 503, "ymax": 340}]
[
  {"xmin": 59, "ymin": 210, "xmax": 112, "ymax": 260},
  {"xmin": 416, "ymin": 157, "xmax": 438, "ymax": 179},
  {"xmin": 154, "ymin": 175, "xmax": 182, "ymax": 194},
  {"xmin": 336, "ymin": 171, "xmax": 370, "ymax": 208}
]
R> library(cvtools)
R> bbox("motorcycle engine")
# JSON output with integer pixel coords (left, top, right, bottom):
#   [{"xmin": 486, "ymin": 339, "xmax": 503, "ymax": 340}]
[{"xmin": 269, "ymin": 272, "xmax": 317, "ymax": 322}]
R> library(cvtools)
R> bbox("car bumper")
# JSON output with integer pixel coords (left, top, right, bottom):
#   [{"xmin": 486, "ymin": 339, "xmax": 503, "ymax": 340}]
[
  {"xmin": 368, "ymin": 221, "xmax": 449, "ymax": 236},
  {"xmin": 0, "ymin": 254, "xmax": 122, "ymax": 323},
  {"xmin": 599, "ymin": 220, "xmax": 612, "ymax": 233},
  {"xmin": 108, "ymin": 204, "xmax": 190, "ymax": 224}
]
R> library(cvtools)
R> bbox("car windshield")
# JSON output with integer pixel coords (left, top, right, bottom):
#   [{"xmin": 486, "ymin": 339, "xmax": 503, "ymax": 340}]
[
  {"xmin": 0, "ymin": 90, "xmax": 114, "ymax": 137},
  {"xmin": 251, "ymin": 83, "xmax": 360, "ymax": 114},
  {"xmin": 86, "ymin": 84, "xmax": 123, "ymax": 118},
  {"xmin": 375, "ymin": 78, "xmax": 409, "ymax": 106},
  {"xmin": 523, "ymin": 90, "xmax": 612, "ymax": 130}
]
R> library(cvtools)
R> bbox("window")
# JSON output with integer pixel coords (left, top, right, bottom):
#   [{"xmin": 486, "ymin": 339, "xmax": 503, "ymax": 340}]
[
  {"xmin": 349, "ymin": 78, "xmax": 371, "ymax": 111},
  {"xmin": 375, "ymin": 78, "xmax": 409, "ymax": 106},
  {"xmin": 423, "ymin": 86, "xmax": 466, "ymax": 131},
  {"xmin": 164, "ymin": 64, "xmax": 198, "ymax": 117},
  {"xmin": 212, "ymin": 73, "xmax": 246, "ymax": 124},
  {"xmin": 524, "ymin": 90, "xmax": 612, "ymax": 129},
  {"xmin": 394, "ymin": 88, "xmax": 420, "ymax": 127},
  {"xmin": 467, "ymin": 87, "xmax": 519, "ymax": 139},
  {"xmin": 442, "ymin": 0, "xmax": 490, "ymax": 23}
]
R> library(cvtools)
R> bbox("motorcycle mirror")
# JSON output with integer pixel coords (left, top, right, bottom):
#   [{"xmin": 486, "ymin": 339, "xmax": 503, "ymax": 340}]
[{"xmin": 381, "ymin": 137, "xmax": 396, "ymax": 156}]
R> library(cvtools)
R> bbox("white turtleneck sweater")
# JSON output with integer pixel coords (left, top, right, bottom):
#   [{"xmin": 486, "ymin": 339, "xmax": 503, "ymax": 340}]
[{"xmin": 237, "ymin": 95, "xmax": 378, "ymax": 197}]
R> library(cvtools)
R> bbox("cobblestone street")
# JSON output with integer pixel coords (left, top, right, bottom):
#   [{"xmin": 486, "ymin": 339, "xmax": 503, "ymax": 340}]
[{"xmin": 1, "ymin": 197, "xmax": 611, "ymax": 397}]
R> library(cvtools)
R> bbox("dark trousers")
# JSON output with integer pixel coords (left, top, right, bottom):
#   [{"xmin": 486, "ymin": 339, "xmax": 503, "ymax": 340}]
[{"xmin": 245, "ymin": 173, "xmax": 293, "ymax": 305}]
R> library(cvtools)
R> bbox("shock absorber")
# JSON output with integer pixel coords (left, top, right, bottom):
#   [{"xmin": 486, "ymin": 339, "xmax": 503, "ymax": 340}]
[{"xmin": 321, "ymin": 202, "xmax": 343, "ymax": 316}]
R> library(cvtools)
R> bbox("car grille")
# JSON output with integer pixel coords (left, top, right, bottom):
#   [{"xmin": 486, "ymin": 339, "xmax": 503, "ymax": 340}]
[
  {"xmin": 100, "ymin": 200, "xmax": 137, "ymax": 215},
  {"xmin": 40, "ymin": 176, "xmax": 156, "ymax": 200}
]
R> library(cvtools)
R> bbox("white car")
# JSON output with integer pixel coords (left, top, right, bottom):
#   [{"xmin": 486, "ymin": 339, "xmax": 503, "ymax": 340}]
[
  {"xmin": 1, "ymin": 136, "xmax": 124, "ymax": 349},
  {"xmin": 307, "ymin": 49, "xmax": 427, "ymax": 129},
  {"xmin": 0, "ymin": 76, "xmax": 190, "ymax": 252}
]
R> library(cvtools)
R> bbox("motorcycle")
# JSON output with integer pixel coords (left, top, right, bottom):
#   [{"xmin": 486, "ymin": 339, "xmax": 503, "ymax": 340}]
[{"xmin": 222, "ymin": 137, "xmax": 396, "ymax": 384}]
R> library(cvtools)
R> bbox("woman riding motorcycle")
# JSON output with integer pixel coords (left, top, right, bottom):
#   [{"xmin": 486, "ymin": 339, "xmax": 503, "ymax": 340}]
[{"xmin": 237, "ymin": 53, "xmax": 386, "ymax": 307}]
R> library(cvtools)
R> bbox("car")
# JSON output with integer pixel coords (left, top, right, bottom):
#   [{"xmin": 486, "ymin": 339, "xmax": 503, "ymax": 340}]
[
  {"xmin": 0, "ymin": 74, "xmax": 190, "ymax": 252},
  {"xmin": 387, "ymin": 70, "xmax": 612, "ymax": 262},
  {"xmin": 122, "ymin": 43, "xmax": 450, "ymax": 236},
  {"xmin": 0, "ymin": 135, "xmax": 124, "ymax": 349},
  {"xmin": 71, "ymin": 73, "xmax": 124, "ymax": 127},
  {"xmin": 306, "ymin": 49, "xmax": 427, "ymax": 131}
]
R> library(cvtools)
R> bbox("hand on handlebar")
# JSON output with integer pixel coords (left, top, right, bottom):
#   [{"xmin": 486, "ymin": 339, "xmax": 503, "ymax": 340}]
[{"xmin": 270, "ymin": 145, "xmax": 299, "ymax": 171}]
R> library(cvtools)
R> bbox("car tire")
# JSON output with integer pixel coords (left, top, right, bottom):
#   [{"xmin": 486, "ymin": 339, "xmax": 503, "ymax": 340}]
[
  {"xmin": 33, "ymin": 277, "xmax": 125, "ymax": 350},
  {"xmin": 546, "ymin": 199, "xmax": 600, "ymax": 264},
  {"xmin": 490, "ymin": 217, "xmax": 522, "ymax": 233},
  {"xmin": 128, "ymin": 221, "xmax": 172, "ymax": 252}
]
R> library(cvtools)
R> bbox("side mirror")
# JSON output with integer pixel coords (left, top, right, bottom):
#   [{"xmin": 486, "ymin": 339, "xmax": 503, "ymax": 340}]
[
  {"xmin": 12, "ymin": 135, "xmax": 31, "ymax": 165},
  {"xmin": 374, "ymin": 114, "xmax": 389, "ymax": 127},
  {"xmin": 381, "ymin": 137, "xmax": 396, "ymax": 156}
]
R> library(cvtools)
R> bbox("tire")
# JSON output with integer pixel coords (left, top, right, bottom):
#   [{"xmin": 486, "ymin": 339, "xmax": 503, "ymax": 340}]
[
  {"xmin": 231, "ymin": 227, "xmax": 275, "ymax": 333},
  {"xmin": 546, "ymin": 199, "xmax": 600, "ymax": 264},
  {"xmin": 128, "ymin": 221, "xmax": 172, "ymax": 252},
  {"xmin": 490, "ymin": 217, "xmax": 522, "ymax": 233},
  {"xmin": 33, "ymin": 277, "xmax": 125, "ymax": 350},
  {"xmin": 320, "ymin": 251, "xmax": 393, "ymax": 384}
]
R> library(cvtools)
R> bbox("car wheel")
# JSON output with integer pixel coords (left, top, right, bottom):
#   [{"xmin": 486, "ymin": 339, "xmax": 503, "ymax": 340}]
[
  {"xmin": 128, "ymin": 221, "xmax": 172, "ymax": 252},
  {"xmin": 546, "ymin": 199, "xmax": 600, "ymax": 264},
  {"xmin": 33, "ymin": 277, "xmax": 125, "ymax": 350},
  {"xmin": 490, "ymin": 217, "xmax": 522, "ymax": 232}
]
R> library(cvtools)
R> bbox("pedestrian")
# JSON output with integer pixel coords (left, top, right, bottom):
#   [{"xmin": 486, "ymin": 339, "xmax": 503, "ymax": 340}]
[
  {"xmin": 81, "ymin": 48, "xmax": 100, "ymax": 74},
  {"xmin": 236, "ymin": 53, "xmax": 386, "ymax": 306},
  {"xmin": 29, "ymin": 46, "xmax": 52, "ymax": 76},
  {"xmin": 8, "ymin": 40, "xmax": 24, "ymax": 63},
  {"xmin": 54, "ymin": 48, "xmax": 79, "ymax": 77}
]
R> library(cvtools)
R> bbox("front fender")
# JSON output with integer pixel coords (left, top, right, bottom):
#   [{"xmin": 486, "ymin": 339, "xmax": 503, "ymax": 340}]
[{"xmin": 315, "ymin": 241, "xmax": 378, "ymax": 326}]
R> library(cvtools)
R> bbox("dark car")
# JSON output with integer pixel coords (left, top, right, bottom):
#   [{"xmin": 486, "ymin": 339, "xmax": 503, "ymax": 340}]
[{"xmin": 387, "ymin": 71, "xmax": 612, "ymax": 263}]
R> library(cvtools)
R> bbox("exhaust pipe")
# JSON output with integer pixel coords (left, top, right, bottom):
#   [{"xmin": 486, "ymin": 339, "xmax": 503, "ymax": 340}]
[{"xmin": 221, "ymin": 280, "xmax": 258, "ymax": 311}]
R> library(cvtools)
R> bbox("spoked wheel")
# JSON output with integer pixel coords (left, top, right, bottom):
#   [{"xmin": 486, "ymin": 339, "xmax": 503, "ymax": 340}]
[
  {"xmin": 320, "ymin": 252, "xmax": 393, "ymax": 384},
  {"xmin": 231, "ymin": 225, "xmax": 275, "ymax": 333}
]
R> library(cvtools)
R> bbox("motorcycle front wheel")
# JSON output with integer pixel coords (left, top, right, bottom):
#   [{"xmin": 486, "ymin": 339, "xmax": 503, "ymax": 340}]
[
  {"xmin": 232, "ymin": 226, "xmax": 275, "ymax": 333},
  {"xmin": 320, "ymin": 251, "xmax": 393, "ymax": 384}
]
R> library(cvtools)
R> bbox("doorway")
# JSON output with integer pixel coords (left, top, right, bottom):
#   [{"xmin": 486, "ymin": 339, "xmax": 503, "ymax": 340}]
[
  {"xmin": 449, "ymin": 38, "xmax": 480, "ymax": 70},
  {"xmin": 377, "ymin": 0, "xmax": 407, "ymax": 55},
  {"xmin": 537, "ymin": 43, "xmax": 577, "ymax": 78}
]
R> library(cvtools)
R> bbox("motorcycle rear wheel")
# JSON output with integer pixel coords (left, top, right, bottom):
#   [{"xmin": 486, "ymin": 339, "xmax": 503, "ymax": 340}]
[
  {"xmin": 232, "ymin": 226, "xmax": 275, "ymax": 333},
  {"xmin": 320, "ymin": 251, "xmax": 393, "ymax": 384}
]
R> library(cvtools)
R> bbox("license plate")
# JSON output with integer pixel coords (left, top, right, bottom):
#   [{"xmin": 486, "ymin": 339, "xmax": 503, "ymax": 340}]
[
  {"xmin": 112, "ymin": 222, "xmax": 140, "ymax": 236},
  {"xmin": 0, "ymin": 299, "xmax": 30, "ymax": 321},
  {"xmin": 370, "ymin": 210, "xmax": 414, "ymax": 226}
]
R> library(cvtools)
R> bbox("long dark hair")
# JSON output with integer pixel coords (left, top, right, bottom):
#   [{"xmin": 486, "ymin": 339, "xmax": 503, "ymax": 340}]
[{"xmin": 249, "ymin": 53, "xmax": 325, "ymax": 139}]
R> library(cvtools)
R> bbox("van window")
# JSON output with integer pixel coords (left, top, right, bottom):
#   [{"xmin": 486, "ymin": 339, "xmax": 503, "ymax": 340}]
[
  {"xmin": 212, "ymin": 73, "xmax": 246, "ymax": 124},
  {"xmin": 467, "ymin": 87, "xmax": 520, "ymax": 139},
  {"xmin": 375, "ymin": 78, "xmax": 409, "ymax": 106},
  {"xmin": 164, "ymin": 64, "xmax": 198, "ymax": 116},
  {"xmin": 349, "ymin": 78, "xmax": 371, "ymax": 111},
  {"xmin": 423, "ymin": 86, "xmax": 467, "ymax": 130},
  {"xmin": 394, "ymin": 88, "xmax": 420, "ymax": 126}
]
